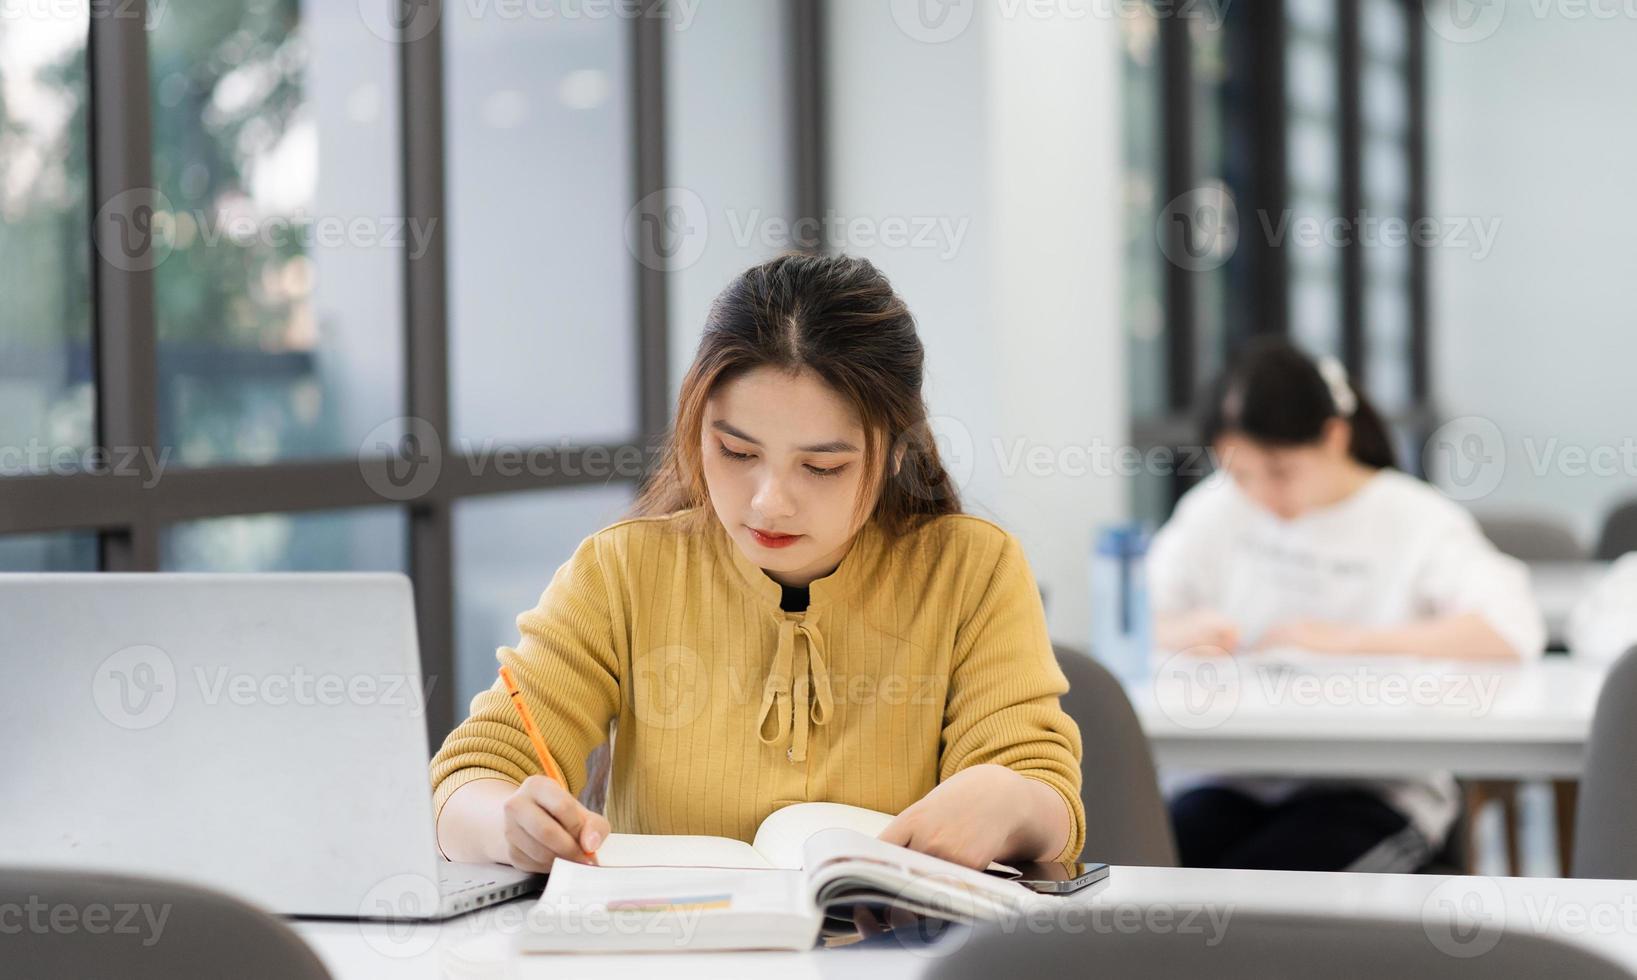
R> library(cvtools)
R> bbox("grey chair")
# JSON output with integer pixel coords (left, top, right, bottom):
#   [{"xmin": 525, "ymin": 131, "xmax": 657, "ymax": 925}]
[
  {"xmin": 928, "ymin": 908, "xmax": 1633, "ymax": 980},
  {"xmin": 3, "ymin": 867, "xmax": 331, "ymax": 980},
  {"xmin": 1595, "ymin": 500, "xmax": 1637, "ymax": 562},
  {"xmin": 1477, "ymin": 513, "xmax": 1586, "ymax": 562},
  {"xmin": 1053, "ymin": 644, "xmax": 1178, "ymax": 867},
  {"xmin": 1572, "ymin": 645, "xmax": 1637, "ymax": 879}
]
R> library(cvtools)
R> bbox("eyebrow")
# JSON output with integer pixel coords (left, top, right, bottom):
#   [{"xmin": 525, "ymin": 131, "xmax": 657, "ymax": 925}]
[{"xmin": 711, "ymin": 420, "xmax": 860, "ymax": 454}]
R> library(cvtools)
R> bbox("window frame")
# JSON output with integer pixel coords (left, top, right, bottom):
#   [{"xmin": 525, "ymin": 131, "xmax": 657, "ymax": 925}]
[{"xmin": 2, "ymin": 0, "xmax": 830, "ymax": 743}]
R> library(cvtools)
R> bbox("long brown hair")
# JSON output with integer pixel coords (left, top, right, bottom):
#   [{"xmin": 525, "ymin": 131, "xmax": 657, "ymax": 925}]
[{"xmin": 631, "ymin": 252, "xmax": 963, "ymax": 535}]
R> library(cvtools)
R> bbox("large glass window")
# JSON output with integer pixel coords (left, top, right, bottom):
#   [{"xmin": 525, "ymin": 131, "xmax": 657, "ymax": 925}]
[
  {"xmin": 0, "ymin": 5, "xmax": 95, "ymax": 464},
  {"xmin": 148, "ymin": 0, "xmax": 404, "ymax": 466},
  {"xmin": 0, "ymin": 532, "xmax": 98, "ymax": 572},
  {"xmin": 445, "ymin": 8, "xmax": 636, "ymax": 449},
  {"xmin": 452, "ymin": 485, "xmax": 635, "ymax": 710},
  {"xmin": 161, "ymin": 507, "xmax": 407, "ymax": 573}
]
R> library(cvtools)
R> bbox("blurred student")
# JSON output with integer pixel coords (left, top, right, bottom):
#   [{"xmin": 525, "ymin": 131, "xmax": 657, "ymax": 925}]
[
  {"xmin": 1568, "ymin": 553, "xmax": 1637, "ymax": 664},
  {"xmin": 1148, "ymin": 337, "xmax": 1545, "ymax": 872},
  {"xmin": 430, "ymin": 254, "xmax": 1083, "ymax": 874}
]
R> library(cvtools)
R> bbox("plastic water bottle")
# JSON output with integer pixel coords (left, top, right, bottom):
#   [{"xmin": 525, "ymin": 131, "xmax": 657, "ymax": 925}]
[{"xmin": 1091, "ymin": 523, "xmax": 1153, "ymax": 684}]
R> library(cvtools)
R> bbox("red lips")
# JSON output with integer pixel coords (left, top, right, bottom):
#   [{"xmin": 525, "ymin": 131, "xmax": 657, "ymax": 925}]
[{"xmin": 749, "ymin": 527, "xmax": 802, "ymax": 549}]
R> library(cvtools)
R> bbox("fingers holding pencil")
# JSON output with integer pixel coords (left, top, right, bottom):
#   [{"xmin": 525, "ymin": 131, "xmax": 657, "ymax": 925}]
[{"xmin": 498, "ymin": 664, "xmax": 603, "ymax": 866}]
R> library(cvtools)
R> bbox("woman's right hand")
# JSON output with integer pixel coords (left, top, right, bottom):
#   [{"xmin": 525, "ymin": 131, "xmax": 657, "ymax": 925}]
[
  {"xmin": 499, "ymin": 775, "xmax": 609, "ymax": 872},
  {"xmin": 1155, "ymin": 609, "xmax": 1242, "ymax": 654}
]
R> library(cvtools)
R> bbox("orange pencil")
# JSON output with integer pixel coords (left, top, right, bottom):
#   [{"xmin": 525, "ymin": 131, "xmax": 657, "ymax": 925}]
[{"xmin": 498, "ymin": 664, "xmax": 599, "ymax": 864}]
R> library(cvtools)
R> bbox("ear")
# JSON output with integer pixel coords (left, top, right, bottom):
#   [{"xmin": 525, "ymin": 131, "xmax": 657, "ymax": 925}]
[
  {"xmin": 1320, "ymin": 417, "xmax": 1352, "ymax": 458},
  {"xmin": 890, "ymin": 443, "xmax": 907, "ymax": 476}
]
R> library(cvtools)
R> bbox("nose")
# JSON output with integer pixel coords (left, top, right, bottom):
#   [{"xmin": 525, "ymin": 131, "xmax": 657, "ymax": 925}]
[{"xmin": 751, "ymin": 472, "xmax": 797, "ymax": 520}]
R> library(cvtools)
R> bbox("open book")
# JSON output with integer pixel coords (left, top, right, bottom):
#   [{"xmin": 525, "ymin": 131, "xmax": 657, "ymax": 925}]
[{"xmin": 516, "ymin": 802, "xmax": 1037, "ymax": 953}]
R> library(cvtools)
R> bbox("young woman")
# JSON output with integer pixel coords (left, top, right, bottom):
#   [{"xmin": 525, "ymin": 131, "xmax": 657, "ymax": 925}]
[
  {"xmin": 431, "ymin": 254, "xmax": 1084, "ymax": 873},
  {"xmin": 1149, "ymin": 337, "xmax": 1545, "ymax": 873}
]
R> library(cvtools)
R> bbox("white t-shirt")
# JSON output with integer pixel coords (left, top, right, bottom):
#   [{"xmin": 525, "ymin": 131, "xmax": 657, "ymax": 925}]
[
  {"xmin": 1148, "ymin": 468, "xmax": 1548, "ymax": 846},
  {"xmin": 1568, "ymin": 554, "xmax": 1637, "ymax": 665}
]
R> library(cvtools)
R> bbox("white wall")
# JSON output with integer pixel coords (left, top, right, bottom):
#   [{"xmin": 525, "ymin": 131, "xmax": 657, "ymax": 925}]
[
  {"xmin": 1428, "ymin": 3, "xmax": 1637, "ymax": 546},
  {"xmin": 827, "ymin": 4, "xmax": 1128, "ymax": 648}
]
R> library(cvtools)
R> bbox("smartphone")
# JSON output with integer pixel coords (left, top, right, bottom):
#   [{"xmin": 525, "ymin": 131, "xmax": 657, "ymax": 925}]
[{"xmin": 1008, "ymin": 860, "xmax": 1110, "ymax": 894}]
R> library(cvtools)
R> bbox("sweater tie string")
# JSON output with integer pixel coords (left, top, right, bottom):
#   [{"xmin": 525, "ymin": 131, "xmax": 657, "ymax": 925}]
[{"xmin": 756, "ymin": 616, "xmax": 833, "ymax": 763}]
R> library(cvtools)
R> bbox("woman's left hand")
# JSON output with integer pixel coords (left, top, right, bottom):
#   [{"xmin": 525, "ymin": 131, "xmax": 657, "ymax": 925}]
[{"xmin": 877, "ymin": 764, "xmax": 1046, "ymax": 870}]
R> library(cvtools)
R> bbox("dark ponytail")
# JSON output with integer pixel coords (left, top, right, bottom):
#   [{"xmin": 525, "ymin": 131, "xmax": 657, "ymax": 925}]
[{"xmin": 1202, "ymin": 337, "xmax": 1397, "ymax": 470}]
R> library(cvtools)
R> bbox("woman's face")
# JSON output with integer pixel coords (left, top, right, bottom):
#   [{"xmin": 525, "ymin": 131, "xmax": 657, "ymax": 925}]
[
  {"xmin": 700, "ymin": 366, "xmax": 877, "ymax": 588},
  {"xmin": 1215, "ymin": 419, "xmax": 1354, "ymax": 521}
]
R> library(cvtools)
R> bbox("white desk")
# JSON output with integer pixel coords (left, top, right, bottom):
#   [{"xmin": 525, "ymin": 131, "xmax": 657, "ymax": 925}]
[
  {"xmin": 1127, "ymin": 653, "xmax": 1606, "ymax": 778},
  {"xmin": 292, "ymin": 867, "xmax": 1637, "ymax": 977},
  {"xmin": 1532, "ymin": 561, "xmax": 1612, "ymax": 647}
]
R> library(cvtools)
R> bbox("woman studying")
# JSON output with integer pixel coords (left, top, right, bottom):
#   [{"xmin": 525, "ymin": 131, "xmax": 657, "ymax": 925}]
[
  {"xmin": 1149, "ymin": 337, "xmax": 1546, "ymax": 872},
  {"xmin": 430, "ymin": 254, "xmax": 1084, "ymax": 874}
]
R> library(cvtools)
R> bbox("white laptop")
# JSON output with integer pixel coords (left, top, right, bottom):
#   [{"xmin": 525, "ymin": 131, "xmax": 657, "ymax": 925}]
[{"xmin": 0, "ymin": 573, "xmax": 540, "ymax": 919}]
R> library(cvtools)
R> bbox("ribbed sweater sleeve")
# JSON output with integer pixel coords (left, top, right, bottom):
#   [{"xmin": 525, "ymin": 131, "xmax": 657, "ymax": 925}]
[
  {"xmin": 429, "ymin": 532, "xmax": 621, "ymax": 821},
  {"xmin": 941, "ymin": 532, "xmax": 1087, "ymax": 863}
]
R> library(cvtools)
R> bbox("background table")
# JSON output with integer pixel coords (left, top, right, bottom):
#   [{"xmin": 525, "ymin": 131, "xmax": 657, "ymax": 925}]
[{"xmin": 1126, "ymin": 654, "xmax": 1605, "ymax": 778}]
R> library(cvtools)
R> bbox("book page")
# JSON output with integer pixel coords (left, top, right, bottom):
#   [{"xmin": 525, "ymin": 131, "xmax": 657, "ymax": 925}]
[
  {"xmin": 522, "ymin": 862, "xmax": 819, "ymax": 952},
  {"xmin": 593, "ymin": 833, "xmax": 773, "ymax": 869},
  {"xmin": 799, "ymin": 829, "xmax": 1033, "ymax": 921},
  {"xmin": 751, "ymin": 802, "xmax": 894, "ymax": 869}
]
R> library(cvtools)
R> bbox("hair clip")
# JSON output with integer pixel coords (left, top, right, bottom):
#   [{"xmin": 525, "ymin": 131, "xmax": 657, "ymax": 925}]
[{"xmin": 1315, "ymin": 355, "xmax": 1358, "ymax": 418}]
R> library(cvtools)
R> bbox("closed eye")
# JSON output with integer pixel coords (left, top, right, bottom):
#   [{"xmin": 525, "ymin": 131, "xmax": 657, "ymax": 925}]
[
  {"xmin": 805, "ymin": 463, "xmax": 846, "ymax": 478},
  {"xmin": 718, "ymin": 443, "xmax": 754, "ymax": 462}
]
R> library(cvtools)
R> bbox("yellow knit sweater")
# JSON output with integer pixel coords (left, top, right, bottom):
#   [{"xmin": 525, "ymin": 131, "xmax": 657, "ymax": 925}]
[{"xmin": 429, "ymin": 507, "xmax": 1086, "ymax": 863}]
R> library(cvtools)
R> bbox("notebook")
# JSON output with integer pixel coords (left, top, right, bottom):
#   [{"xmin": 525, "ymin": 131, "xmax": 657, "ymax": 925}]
[{"xmin": 516, "ymin": 802, "xmax": 1037, "ymax": 953}]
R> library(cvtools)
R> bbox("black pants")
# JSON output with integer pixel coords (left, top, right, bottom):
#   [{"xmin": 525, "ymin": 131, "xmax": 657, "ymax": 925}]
[{"xmin": 1170, "ymin": 786, "xmax": 1428, "ymax": 872}]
